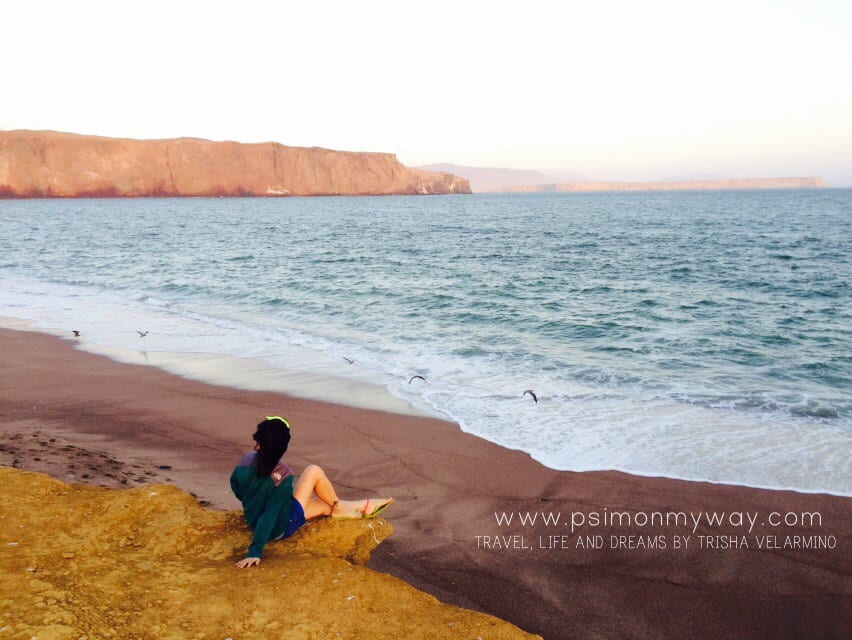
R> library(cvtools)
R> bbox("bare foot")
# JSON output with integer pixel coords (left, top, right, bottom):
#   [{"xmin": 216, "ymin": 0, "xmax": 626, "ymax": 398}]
[
  {"xmin": 330, "ymin": 498, "xmax": 393, "ymax": 518},
  {"xmin": 330, "ymin": 500, "xmax": 364, "ymax": 518},
  {"xmin": 362, "ymin": 498, "xmax": 393, "ymax": 518}
]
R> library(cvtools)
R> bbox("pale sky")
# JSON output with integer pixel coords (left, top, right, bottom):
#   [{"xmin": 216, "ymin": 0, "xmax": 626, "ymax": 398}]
[{"xmin": 3, "ymin": 0, "xmax": 850, "ymax": 184}]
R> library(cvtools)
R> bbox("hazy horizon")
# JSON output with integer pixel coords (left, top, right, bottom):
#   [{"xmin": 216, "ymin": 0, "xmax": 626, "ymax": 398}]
[
  {"xmin": 3, "ymin": 1, "xmax": 850, "ymax": 186},
  {"xmin": 416, "ymin": 161, "xmax": 846, "ymax": 188}
]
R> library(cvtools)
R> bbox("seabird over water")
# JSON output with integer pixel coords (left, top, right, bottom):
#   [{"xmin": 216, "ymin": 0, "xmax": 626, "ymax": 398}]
[
  {"xmin": 408, "ymin": 375, "xmax": 427, "ymax": 384},
  {"xmin": 343, "ymin": 357, "xmax": 354, "ymax": 365},
  {"xmin": 72, "ymin": 330, "xmax": 80, "ymax": 337},
  {"xmin": 523, "ymin": 390, "xmax": 538, "ymax": 403},
  {"xmin": 137, "ymin": 330, "xmax": 149, "ymax": 337}
]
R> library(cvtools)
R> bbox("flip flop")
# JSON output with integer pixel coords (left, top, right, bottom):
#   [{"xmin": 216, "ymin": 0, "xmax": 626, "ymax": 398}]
[{"xmin": 362, "ymin": 498, "xmax": 394, "ymax": 518}]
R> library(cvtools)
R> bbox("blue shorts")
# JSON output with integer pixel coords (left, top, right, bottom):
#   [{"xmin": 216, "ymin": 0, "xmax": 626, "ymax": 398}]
[{"xmin": 276, "ymin": 499, "xmax": 306, "ymax": 539}]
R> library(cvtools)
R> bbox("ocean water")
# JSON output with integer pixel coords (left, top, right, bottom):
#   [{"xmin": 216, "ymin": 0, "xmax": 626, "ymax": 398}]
[{"xmin": 1, "ymin": 190, "xmax": 850, "ymax": 494}]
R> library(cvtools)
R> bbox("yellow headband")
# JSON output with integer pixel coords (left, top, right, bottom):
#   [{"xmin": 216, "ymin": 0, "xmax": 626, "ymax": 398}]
[{"xmin": 265, "ymin": 416, "xmax": 291, "ymax": 430}]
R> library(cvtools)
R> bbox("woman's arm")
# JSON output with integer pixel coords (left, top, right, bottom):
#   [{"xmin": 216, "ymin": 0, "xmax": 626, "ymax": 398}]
[{"xmin": 237, "ymin": 476, "xmax": 294, "ymax": 567}]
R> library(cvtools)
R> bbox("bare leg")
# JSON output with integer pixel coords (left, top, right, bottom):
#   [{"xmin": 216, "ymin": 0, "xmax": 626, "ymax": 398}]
[
  {"xmin": 293, "ymin": 465, "xmax": 338, "ymax": 519},
  {"xmin": 304, "ymin": 496, "xmax": 334, "ymax": 519},
  {"xmin": 293, "ymin": 464, "xmax": 392, "ymax": 520}
]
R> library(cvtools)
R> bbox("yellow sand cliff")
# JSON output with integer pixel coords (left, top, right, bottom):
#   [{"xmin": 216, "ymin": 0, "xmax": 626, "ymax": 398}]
[{"xmin": 0, "ymin": 467, "xmax": 537, "ymax": 639}]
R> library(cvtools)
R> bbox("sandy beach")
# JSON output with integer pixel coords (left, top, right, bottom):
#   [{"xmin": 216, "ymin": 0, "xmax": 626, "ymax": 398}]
[{"xmin": 1, "ymin": 325, "xmax": 850, "ymax": 639}]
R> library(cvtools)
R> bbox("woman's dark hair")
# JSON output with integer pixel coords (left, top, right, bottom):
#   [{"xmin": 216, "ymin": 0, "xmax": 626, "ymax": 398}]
[{"xmin": 252, "ymin": 418, "xmax": 291, "ymax": 478}]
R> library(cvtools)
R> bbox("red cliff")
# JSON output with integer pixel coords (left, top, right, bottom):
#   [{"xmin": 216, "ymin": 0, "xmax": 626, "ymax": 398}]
[{"xmin": 0, "ymin": 130, "xmax": 471, "ymax": 198}]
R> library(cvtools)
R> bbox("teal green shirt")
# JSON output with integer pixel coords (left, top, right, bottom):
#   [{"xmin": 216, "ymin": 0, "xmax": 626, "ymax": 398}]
[{"xmin": 230, "ymin": 454, "xmax": 295, "ymax": 558}]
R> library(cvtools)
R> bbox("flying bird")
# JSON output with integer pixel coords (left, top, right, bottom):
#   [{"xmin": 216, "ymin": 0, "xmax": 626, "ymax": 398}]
[
  {"xmin": 408, "ymin": 375, "xmax": 427, "ymax": 384},
  {"xmin": 523, "ymin": 390, "xmax": 538, "ymax": 403},
  {"xmin": 137, "ymin": 331, "xmax": 149, "ymax": 337},
  {"xmin": 72, "ymin": 330, "xmax": 80, "ymax": 337},
  {"xmin": 343, "ymin": 357, "xmax": 354, "ymax": 365}
]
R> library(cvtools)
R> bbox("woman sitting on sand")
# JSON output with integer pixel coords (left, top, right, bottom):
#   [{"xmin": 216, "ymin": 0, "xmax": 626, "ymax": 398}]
[{"xmin": 230, "ymin": 416, "xmax": 393, "ymax": 568}]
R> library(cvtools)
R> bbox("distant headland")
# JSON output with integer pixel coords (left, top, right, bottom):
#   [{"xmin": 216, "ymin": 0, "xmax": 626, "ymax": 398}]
[
  {"xmin": 416, "ymin": 163, "xmax": 826, "ymax": 193},
  {"xmin": 0, "ymin": 130, "xmax": 471, "ymax": 198},
  {"xmin": 496, "ymin": 177, "xmax": 827, "ymax": 193}
]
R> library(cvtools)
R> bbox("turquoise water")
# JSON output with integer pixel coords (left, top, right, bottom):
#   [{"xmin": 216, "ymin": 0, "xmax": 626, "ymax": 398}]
[{"xmin": 1, "ymin": 190, "xmax": 850, "ymax": 493}]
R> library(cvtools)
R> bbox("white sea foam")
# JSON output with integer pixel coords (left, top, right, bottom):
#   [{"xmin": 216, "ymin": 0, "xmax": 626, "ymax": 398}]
[
  {"xmin": 1, "ymin": 273, "xmax": 850, "ymax": 495},
  {"xmin": 0, "ymin": 277, "xmax": 427, "ymax": 417}
]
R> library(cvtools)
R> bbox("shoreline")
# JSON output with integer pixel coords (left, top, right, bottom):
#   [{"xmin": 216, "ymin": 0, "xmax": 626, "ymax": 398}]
[
  {"xmin": 0, "ymin": 315, "xmax": 437, "ymax": 420},
  {"xmin": 1, "ymin": 325, "xmax": 850, "ymax": 638},
  {"xmin": 5, "ymin": 315, "xmax": 848, "ymax": 498}
]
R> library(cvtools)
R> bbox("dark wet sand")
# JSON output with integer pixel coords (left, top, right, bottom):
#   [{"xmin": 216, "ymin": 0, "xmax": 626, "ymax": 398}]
[{"xmin": 1, "ymin": 326, "xmax": 850, "ymax": 639}]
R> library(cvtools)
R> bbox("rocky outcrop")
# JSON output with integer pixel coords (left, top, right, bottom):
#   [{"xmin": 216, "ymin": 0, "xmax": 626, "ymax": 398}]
[
  {"xmin": 0, "ymin": 130, "xmax": 471, "ymax": 198},
  {"xmin": 499, "ymin": 177, "xmax": 827, "ymax": 193}
]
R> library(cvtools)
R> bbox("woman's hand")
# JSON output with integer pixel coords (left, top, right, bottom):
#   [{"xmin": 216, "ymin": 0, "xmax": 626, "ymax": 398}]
[{"xmin": 235, "ymin": 557, "xmax": 261, "ymax": 569}]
